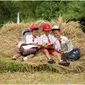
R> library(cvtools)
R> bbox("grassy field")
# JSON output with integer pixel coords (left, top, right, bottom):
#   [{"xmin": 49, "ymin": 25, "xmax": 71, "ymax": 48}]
[
  {"xmin": 0, "ymin": 19, "xmax": 85, "ymax": 84},
  {"xmin": 0, "ymin": 72, "xmax": 85, "ymax": 84}
]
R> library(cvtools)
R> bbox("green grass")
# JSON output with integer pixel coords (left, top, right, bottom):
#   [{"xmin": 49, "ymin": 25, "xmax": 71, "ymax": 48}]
[
  {"xmin": 0, "ymin": 56, "xmax": 85, "ymax": 84},
  {"xmin": 0, "ymin": 57, "xmax": 85, "ymax": 73},
  {"xmin": 0, "ymin": 72, "xmax": 85, "ymax": 84}
]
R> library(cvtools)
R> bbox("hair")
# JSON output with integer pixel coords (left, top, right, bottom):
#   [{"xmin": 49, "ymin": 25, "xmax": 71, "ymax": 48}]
[
  {"xmin": 52, "ymin": 29, "xmax": 61, "ymax": 32},
  {"xmin": 31, "ymin": 28, "xmax": 38, "ymax": 32}
]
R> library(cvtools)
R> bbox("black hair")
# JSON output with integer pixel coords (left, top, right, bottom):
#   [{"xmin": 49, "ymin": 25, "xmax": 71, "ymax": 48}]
[
  {"xmin": 32, "ymin": 28, "xmax": 38, "ymax": 31},
  {"xmin": 52, "ymin": 29, "xmax": 61, "ymax": 32}
]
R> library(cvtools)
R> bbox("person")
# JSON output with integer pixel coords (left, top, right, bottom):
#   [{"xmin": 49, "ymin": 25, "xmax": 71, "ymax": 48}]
[
  {"xmin": 12, "ymin": 28, "xmax": 31, "ymax": 60},
  {"xmin": 52, "ymin": 25, "xmax": 73, "ymax": 61},
  {"xmin": 23, "ymin": 24, "xmax": 41, "ymax": 61},
  {"xmin": 40, "ymin": 23, "xmax": 70, "ymax": 65},
  {"xmin": 12, "ymin": 24, "xmax": 40, "ymax": 61}
]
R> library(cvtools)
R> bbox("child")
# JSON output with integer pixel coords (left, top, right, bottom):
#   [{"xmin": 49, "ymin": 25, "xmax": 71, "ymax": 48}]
[
  {"xmin": 40, "ymin": 23, "xmax": 69, "ymax": 65},
  {"xmin": 12, "ymin": 28, "xmax": 31, "ymax": 60},
  {"xmin": 52, "ymin": 25, "xmax": 73, "ymax": 52},
  {"xmin": 12, "ymin": 24, "xmax": 40, "ymax": 61},
  {"xmin": 52, "ymin": 25, "xmax": 73, "ymax": 61}
]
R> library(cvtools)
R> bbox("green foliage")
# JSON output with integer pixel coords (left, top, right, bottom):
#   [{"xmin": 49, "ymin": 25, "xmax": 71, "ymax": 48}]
[
  {"xmin": 60, "ymin": 2, "xmax": 85, "ymax": 21},
  {"xmin": 0, "ymin": 1, "xmax": 85, "ymax": 21},
  {"xmin": 35, "ymin": 2, "xmax": 59, "ymax": 20},
  {"xmin": 0, "ymin": 1, "xmax": 85, "ymax": 31},
  {"xmin": 0, "ymin": 57, "xmax": 22, "ymax": 72}
]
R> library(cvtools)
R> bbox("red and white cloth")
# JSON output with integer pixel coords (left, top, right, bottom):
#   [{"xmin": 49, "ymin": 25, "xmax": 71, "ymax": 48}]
[
  {"xmin": 18, "ymin": 34, "xmax": 40, "ymax": 48},
  {"xmin": 40, "ymin": 34, "xmax": 56, "ymax": 45},
  {"xmin": 40, "ymin": 34, "xmax": 60, "ymax": 54},
  {"xmin": 26, "ymin": 35, "xmax": 40, "ymax": 44}
]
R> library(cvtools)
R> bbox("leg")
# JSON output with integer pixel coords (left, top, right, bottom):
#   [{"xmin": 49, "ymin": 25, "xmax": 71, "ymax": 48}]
[
  {"xmin": 43, "ymin": 49, "xmax": 51, "ymax": 60},
  {"xmin": 12, "ymin": 47, "xmax": 21, "ymax": 60},
  {"xmin": 23, "ymin": 54, "xmax": 35, "ymax": 61},
  {"xmin": 42, "ymin": 49, "xmax": 55, "ymax": 64},
  {"xmin": 12, "ymin": 53, "xmax": 21, "ymax": 60},
  {"xmin": 52, "ymin": 51, "xmax": 62, "ymax": 61},
  {"xmin": 52, "ymin": 51, "xmax": 70, "ymax": 66},
  {"xmin": 62, "ymin": 53, "xmax": 68, "ymax": 61}
]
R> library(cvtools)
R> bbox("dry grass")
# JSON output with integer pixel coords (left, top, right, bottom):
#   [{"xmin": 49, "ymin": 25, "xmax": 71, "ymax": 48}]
[
  {"xmin": 0, "ymin": 17, "xmax": 85, "ymax": 84},
  {"xmin": 0, "ymin": 17, "xmax": 85, "ymax": 57},
  {"xmin": 0, "ymin": 57, "xmax": 85, "ymax": 73},
  {"xmin": 0, "ymin": 17, "xmax": 85, "ymax": 73},
  {"xmin": 0, "ymin": 72, "xmax": 85, "ymax": 84}
]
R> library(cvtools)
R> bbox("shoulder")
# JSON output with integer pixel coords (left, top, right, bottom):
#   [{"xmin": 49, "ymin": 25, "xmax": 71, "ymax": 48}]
[
  {"xmin": 26, "ymin": 34, "xmax": 32, "ymax": 38},
  {"xmin": 36, "ymin": 35, "xmax": 39, "ymax": 38},
  {"xmin": 61, "ymin": 35, "xmax": 68, "ymax": 40},
  {"xmin": 49, "ymin": 34, "xmax": 55, "ymax": 38},
  {"xmin": 50, "ymin": 34, "xmax": 57, "ymax": 40},
  {"xmin": 40, "ymin": 34, "xmax": 45, "ymax": 38},
  {"xmin": 49, "ymin": 34, "xmax": 57, "ymax": 42}
]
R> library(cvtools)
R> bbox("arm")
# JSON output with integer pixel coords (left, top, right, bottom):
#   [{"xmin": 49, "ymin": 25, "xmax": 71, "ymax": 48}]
[
  {"xmin": 54, "ymin": 39, "xmax": 64, "ymax": 53},
  {"xmin": 62, "ymin": 37, "xmax": 73, "ymax": 53},
  {"xmin": 67, "ymin": 39, "xmax": 73, "ymax": 52}
]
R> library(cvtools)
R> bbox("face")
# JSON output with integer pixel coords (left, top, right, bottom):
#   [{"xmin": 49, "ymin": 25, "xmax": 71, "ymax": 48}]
[
  {"xmin": 52, "ymin": 30, "xmax": 61, "ymax": 38},
  {"xmin": 44, "ymin": 30, "xmax": 51, "ymax": 36},
  {"xmin": 32, "ymin": 28, "xmax": 39, "ymax": 36}
]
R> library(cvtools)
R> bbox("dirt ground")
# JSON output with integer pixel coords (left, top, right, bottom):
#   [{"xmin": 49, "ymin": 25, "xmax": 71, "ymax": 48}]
[{"xmin": 0, "ymin": 72, "xmax": 85, "ymax": 84}]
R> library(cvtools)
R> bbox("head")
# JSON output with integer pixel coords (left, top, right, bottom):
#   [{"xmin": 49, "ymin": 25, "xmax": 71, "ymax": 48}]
[
  {"xmin": 42, "ymin": 23, "xmax": 52, "ymax": 36},
  {"xmin": 30, "ymin": 24, "xmax": 39, "ymax": 37},
  {"xmin": 52, "ymin": 25, "xmax": 61, "ymax": 38}
]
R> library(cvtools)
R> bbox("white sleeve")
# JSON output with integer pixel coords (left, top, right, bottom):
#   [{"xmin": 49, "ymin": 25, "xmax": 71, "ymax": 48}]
[
  {"xmin": 64, "ymin": 37, "xmax": 73, "ymax": 52},
  {"xmin": 37, "ymin": 37, "xmax": 42, "ymax": 44},
  {"xmin": 51, "ymin": 35, "xmax": 61, "ymax": 50},
  {"xmin": 38, "ymin": 36, "xmax": 43, "ymax": 44},
  {"xmin": 17, "ymin": 41, "xmax": 24, "ymax": 48},
  {"xmin": 25, "ymin": 35, "xmax": 32, "ymax": 44},
  {"xmin": 51, "ymin": 35, "xmax": 57, "ymax": 44},
  {"xmin": 67, "ymin": 40, "xmax": 73, "ymax": 52},
  {"xmin": 63, "ymin": 37, "xmax": 73, "ymax": 53},
  {"xmin": 54, "ymin": 39, "xmax": 61, "ymax": 50}
]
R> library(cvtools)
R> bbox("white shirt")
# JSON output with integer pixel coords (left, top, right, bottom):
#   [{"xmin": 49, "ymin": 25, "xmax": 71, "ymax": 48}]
[
  {"xmin": 40, "ymin": 34, "xmax": 57, "ymax": 45},
  {"xmin": 22, "ymin": 32, "xmax": 32, "ymax": 42},
  {"xmin": 55, "ymin": 35, "xmax": 73, "ymax": 53},
  {"xmin": 26, "ymin": 35, "xmax": 40, "ymax": 44},
  {"xmin": 18, "ymin": 34, "xmax": 40, "ymax": 48}
]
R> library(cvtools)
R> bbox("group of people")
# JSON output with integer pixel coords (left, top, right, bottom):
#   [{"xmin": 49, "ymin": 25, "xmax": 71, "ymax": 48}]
[{"xmin": 12, "ymin": 23, "xmax": 74, "ymax": 66}]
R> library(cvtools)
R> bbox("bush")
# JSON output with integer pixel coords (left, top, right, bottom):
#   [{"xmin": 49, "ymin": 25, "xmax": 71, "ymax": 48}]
[{"xmin": 35, "ymin": 2, "xmax": 59, "ymax": 21}]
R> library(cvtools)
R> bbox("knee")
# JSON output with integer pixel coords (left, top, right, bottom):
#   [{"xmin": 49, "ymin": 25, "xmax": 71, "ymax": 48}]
[
  {"xmin": 53, "ymin": 51, "xmax": 61, "ymax": 56},
  {"xmin": 43, "ymin": 49, "xmax": 49, "ymax": 53}
]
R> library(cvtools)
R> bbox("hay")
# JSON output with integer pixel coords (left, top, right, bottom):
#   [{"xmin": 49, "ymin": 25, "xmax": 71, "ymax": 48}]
[
  {"xmin": 0, "ymin": 18, "xmax": 85, "ymax": 57},
  {"xmin": 0, "ymin": 57, "xmax": 85, "ymax": 73},
  {"xmin": 61, "ymin": 21, "xmax": 85, "ymax": 56},
  {"xmin": 0, "ymin": 23, "xmax": 29, "ymax": 56},
  {"xmin": 0, "ymin": 18, "xmax": 85, "ymax": 73}
]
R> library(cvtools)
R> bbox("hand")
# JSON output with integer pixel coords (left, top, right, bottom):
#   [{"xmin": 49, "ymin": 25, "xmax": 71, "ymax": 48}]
[
  {"xmin": 58, "ymin": 50, "xmax": 64, "ymax": 53},
  {"xmin": 48, "ymin": 43, "xmax": 53, "ymax": 46},
  {"xmin": 32, "ymin": 44, "xmax": 41, "ymax": 49},
  {"xmin": 44, "ymin": 43, "xmax": 54, "ymax": 48}
]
